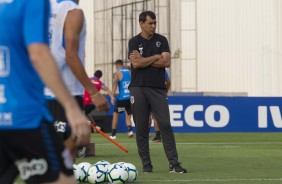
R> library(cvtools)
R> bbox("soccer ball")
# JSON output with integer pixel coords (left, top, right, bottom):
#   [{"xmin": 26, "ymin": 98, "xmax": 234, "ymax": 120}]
[
  {"xmin": 107, "ymin": 163, "xmax": 129, "ymax": 184},
  {"xmin": 122, "ymin": 163, "xmax": 138, "ymax": 182},
  {"xmin": 77, "ymin": 162, "xmax": 92, "ymax": 182},
  {"xmin": 116, "ymin": 161, "xmax": 126, "ymax": 165},
  {"xmin": 95, "ymin": 160, "xmax": 111, "ymax": 181},
  {"xmin": 73, "ymin": 164, "xmax": 82, "ymax": 182},
  {"xmin": 87, "ymin": 163, "xmax": 108, "ymax": 184},
  {"xmin": 95, "ymin": 160, "xmax": 111, "ymax": 166}
]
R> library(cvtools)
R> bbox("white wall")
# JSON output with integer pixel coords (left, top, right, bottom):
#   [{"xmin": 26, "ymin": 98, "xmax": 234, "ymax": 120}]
[
  {"xmin": 189, "ymin": 0, "xmax": 282, "ymax": 96},
  {"xmin": 80, "ymin": 0, "xmax": 282, "ymax": 96},
  {"xmin": 179, "ymin": 0, "xmax": 197, "ymax": 92},
  {"xmin": 79, "ymin": 0, "xmax": 95, "ymax": 76}
]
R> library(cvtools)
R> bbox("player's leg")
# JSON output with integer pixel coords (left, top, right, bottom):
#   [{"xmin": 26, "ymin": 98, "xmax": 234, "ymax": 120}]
[
  {"xmin": 34, "ymin": 121, "xmax": 77, "ymax": 183},
  {"xmin": 125, "ymin": 112, "xmax": 133, "ymax": 137},
  {"xmin": 129, "ymin": 87, "xmax": 152, "ymax": 172},
  {"xmin": 73, "ymin": 96, "xmax": 90, "ymax": 159},
  {"xmin": 47, "ymin": 99, "xmax": 68, "ymax": 140},
  {"xmin": 125, "ymin": 99, "xmax": 134, "ymax": 138},
  {"xmin": 83, "ymin": 104, "xmax": 94, "ymax": 115},
  {"xmin": 152, "ymin": 114, "xmax": 160, "ymax": 131},
  {"xmin": 47, "ymin": 96, "xmax": 87, "ymax": 161},
  {"xmin": 83, "ymin": 104, "xmax": 100, "ymax": 133},
  {"xmin": 48, "ymin": 99, "xmax": 76, "ymax": 160},
  {"xmin": 110, "ymin": 112, "xmax": 119, "ymax": 139},
  {"xmin": 148, "ymin": 113, "xmax": 152, "ymax": 128},
  {"xmin": 110, "ymin": 101, "xmax": 119, "ymax": 139},
  {"xmin": 0, "ymin": 120, "xmax": 76, "ymax": 183},
  {"xmin": 0, "ymin": 141, "xmax": 18, "ymax": 184},
  {"xmin": 32, "ymin": 121, "xmax": 76, "ymax": 183},
  {"xmin": 152, "ymin": 113, "xmax": 161, "ymax": 142},
  {"xmin": 86, "ymin": 113, "xmax": 101, "ymax": 132},
  {"xmin": 148, "ymin": 113, "xmax": 153, "ymax": 137}
]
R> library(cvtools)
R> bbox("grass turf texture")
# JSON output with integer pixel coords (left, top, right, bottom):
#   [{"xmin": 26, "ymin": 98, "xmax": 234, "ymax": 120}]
[{"xmin": 15, "ymin": 133, "xmax": 282, "ymax": 184}]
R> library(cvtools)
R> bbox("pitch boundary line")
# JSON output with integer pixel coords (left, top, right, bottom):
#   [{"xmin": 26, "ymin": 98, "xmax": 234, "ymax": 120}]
[
  {"xmin": 178, "ymin": 142, "xmax": 282, "ymax": 145},
  {"xmin": 142, "ymin": 178, "xmax": 282, "ymax": 182},
  {"xmin": 96, "ymin": 142, "xmax": 282, "ymax": 146}
]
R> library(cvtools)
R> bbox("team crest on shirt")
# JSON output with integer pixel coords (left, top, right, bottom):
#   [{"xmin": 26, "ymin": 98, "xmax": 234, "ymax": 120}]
[
  {"xmin": 130, "ymin": 96, "xmax": 135, "ymax": 104},
  {"xmin": 156, "ymin": 41, "xmax": 161, "ymax": 47}
]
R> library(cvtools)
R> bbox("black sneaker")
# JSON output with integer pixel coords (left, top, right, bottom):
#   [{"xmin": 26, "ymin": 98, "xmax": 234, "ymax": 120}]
[
  {"xmin": 169, "ymin": 163, "xmax": 187, "ymax": 173},
  {"xmin": 143, "ymin": 164, "xmax": 153, "ymax": 173}
]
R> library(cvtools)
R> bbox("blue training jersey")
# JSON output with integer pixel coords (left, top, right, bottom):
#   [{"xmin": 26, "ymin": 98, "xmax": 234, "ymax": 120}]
[
  {"xmin": 117, "ymin": 68, "xmax": 131, "ymax": 100},
  {"xmin": 0, "ymin": 0, "xmax": 52, "ymax": 129}
]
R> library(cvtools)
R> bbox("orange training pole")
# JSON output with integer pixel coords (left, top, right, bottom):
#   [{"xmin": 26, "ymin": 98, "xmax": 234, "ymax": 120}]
[{"xmin": 89, "ymin": 123, "xmax": 128, "ymax": 153}]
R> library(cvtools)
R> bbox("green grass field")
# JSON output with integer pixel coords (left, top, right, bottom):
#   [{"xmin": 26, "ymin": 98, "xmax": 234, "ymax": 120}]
[
  {"xmin": 13, "ymin": 132, "xmax": 282, "ymax": 184},
  {"xmin": 74, "ymin": 132, "xmax": 282, "ymax": 184}
]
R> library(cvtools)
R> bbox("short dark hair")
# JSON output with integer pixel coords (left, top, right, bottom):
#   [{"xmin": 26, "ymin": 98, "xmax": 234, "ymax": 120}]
[
  {"xmin": 94, "ymin": 70, "xmax": 102, "ymax": 78},
  {"xmin": 115, "ymin": 59, "xmax": 123, "ymax": 66},
  {"xmin": 139, "ymin": 11, "xmax": 156, "ymax": 23}
]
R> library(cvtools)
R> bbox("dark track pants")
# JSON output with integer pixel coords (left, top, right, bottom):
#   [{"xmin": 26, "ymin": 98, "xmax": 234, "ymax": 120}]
[{"xmin": 129, "ymin": 87, "xmax": 179, "ymax": 166}]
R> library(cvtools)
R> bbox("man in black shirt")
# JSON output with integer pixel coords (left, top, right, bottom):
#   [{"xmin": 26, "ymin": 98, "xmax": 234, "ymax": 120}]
[{"xmin": 128, "ymin": 11, "xmax": 187, "ymax": 173}]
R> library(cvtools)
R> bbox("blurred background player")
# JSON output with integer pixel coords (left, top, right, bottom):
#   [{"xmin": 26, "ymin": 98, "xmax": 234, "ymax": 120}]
[
  {"xmin": 149, "ymin": 69, "xmax": 171, "ymax": 142},
  {"xmin": 83, "ymin": 70, "xmax": 114, "ymax": 127},
  {"xmin": 0, "ymin": 0, "xmax": 90, "ymax": 183},
  {"xmin": 45, "ymin": 0, "xmax": 110, "ymax": 159},
  {"xmin": 110, "ymin": 59, "xmax": 133, "ymax": 139}
]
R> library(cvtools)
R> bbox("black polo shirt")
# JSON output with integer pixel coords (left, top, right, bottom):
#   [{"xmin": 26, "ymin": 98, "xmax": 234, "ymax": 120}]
[{"xmin": 128, "ymin": 33, "xmax": 170, "ymax": 89}]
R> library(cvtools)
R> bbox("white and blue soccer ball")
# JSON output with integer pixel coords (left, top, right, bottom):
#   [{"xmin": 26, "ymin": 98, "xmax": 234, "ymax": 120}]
[
  {"xmin": 122, "ymin": 163, "xmax": 138, "ymax": 182},
  {"xmin": 116, "ymin": 161, "xmax": 126, "ymax": 165},
  {"xmin": 73, "ymin": 164, "xmax": 82, "ymax": 182},
  {"xmin": 95, "ymin": 160, "xmax": 111, "ymax": 181},
  {"xmin": 77, "ymin": 162, "xmax": 92, "ymax": 182},
  {"xmin": 95, "ymin": 160, "xmax": 111, "ymax": 166},
  {"xmin": 107, "ymin": 163, "xmax": 129, "ymax": 184},
  {"xmin": 87, "ymin": 163, "xmax": 108, "ymax": 184}
]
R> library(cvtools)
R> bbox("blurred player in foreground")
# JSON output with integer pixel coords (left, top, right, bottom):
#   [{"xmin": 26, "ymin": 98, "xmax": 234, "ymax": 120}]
[
  {"xmin": 0, "ymin": 0, "xmax": 89, "ymax": 183},
  {"xmin": 45, "ymin": 0, "xmax": 110, "ymax": 159}
]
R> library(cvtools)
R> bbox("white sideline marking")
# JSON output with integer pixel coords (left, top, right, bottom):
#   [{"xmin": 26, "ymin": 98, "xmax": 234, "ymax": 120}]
[
  {"xmin": 178, "ymin": 142, "xmax": 282, "ymax": 145},
  {"xmin": 97, "ymin": 142, "xmax": 282, "ymax": 146},
  {"xmin": 142, "ymin": 178, "xmax": 282, "ymax": 182}
]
